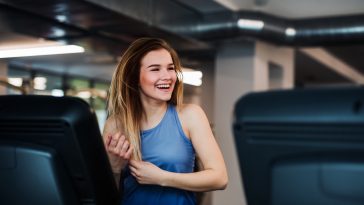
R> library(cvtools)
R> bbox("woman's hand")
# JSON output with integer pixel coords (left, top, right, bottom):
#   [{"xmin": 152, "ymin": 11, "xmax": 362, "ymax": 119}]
[
  {"xmin": 129, "ymin": 160, "xmax": 166, "ymax": 186},
  {"xmin": 104, "ymin": 132, "xmax": 133, "ymax": 173}
]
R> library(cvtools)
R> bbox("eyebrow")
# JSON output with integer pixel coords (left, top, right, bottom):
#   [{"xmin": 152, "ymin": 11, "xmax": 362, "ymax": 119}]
[{"xmin": 147, "ymin": 63, "xmax": 174, "ymax": 68}]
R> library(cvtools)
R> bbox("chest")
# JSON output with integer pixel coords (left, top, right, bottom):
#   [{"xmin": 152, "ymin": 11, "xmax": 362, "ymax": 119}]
[{"xmin": 140, "ymin": 125, "xmax": 195, "ymax": 172}]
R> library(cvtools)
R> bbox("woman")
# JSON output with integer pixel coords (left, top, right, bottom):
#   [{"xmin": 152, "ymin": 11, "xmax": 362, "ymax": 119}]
[{"xmin": 103, "ymin": 37, "xmax": 227, "ymax": 205}]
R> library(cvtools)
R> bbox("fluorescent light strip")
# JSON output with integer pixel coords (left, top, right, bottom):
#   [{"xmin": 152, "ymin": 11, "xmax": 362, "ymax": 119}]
[
  {"xmin": 183, "ymin": 78, "xmax": 202, "ymax": 86},
  {"xmin": 237, "ymin": 19, "xmax": 264, "ymax": 30},
  {"xmin": 0, "ymin": 45, "xmax": 84, "ymax": 58}
]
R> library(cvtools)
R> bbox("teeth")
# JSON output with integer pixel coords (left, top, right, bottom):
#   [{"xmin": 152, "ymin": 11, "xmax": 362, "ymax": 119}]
[{"xmin": 156, "ymin": 84, "xmax": 170, "ymax": 89}]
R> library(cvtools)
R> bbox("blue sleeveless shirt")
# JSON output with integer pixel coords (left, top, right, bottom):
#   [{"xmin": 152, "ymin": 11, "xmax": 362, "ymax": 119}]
[{"xmin": 122, "ymin": 104, "xmax": 196, "ymax": 205}]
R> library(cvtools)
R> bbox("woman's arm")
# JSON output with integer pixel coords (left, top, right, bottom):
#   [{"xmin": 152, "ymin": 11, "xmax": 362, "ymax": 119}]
[
  {"xmin": 129, "ymin": 104, "xmax": 228, "ymax": 192},
  {"xmin": 103, "ymin": 116, "xmax": 133, "ymax": 189}
]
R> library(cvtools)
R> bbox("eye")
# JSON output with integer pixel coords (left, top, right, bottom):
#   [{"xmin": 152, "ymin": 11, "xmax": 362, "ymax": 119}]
[
  {"xmin": 168, "ymin": 67, "xmax": 175, "ymax": 71},
  {"xmin": 150, "ymin": 68, "xmax": 159, "ymax": 71}
]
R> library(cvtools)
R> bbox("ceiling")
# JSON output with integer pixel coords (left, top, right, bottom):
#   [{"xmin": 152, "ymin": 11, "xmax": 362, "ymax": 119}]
[
  {"xmin": 0, "ymin": 0, "xmax": 363, "ymax": 85},
  {"xmin": 215, "ymin": 0, "xmax": 364, "ymax": 18}
]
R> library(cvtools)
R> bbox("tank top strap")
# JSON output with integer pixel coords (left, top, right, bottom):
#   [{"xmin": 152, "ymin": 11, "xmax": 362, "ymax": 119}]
[{"xmin": 169, "ymin": 104, "xmax": 190, "ymax": 143}]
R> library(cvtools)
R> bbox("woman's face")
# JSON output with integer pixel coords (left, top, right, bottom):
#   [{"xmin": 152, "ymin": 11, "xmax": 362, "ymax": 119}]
[{"xmin": 139, "ymin": 48, "xmax": 177, "ymax": 104}]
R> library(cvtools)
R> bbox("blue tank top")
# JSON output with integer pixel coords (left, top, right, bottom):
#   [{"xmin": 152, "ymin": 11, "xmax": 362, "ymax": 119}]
[{"xmin": 122, "ymin": 104, "xmax": 196, "ymax": 205}]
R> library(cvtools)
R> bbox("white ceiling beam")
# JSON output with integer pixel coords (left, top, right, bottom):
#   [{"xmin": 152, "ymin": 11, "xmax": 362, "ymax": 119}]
[
  {"xmin": 300, "ymin": 48, "xmax": 364, "ymax": 84},
  {"xmin": 213, "ymin": 0, "xmax": 255, "ymax": 11}
]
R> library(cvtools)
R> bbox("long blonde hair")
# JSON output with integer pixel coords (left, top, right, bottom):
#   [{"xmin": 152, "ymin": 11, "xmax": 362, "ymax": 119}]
[{"xmin": 107, "ymin": 37, "xmax": 184, "ymax": 160}]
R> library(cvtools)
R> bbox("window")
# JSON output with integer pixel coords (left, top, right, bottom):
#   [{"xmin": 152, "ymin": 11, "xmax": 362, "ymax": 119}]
[{"xmin": 268, "ymin": 62, "xmax": 283, "ymax": 90}]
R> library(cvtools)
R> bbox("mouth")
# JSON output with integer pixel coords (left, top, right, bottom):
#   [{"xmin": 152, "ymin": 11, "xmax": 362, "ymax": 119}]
[{"xmin": 156, "ymin": 83, "xmax": 172, "ymax": 91}]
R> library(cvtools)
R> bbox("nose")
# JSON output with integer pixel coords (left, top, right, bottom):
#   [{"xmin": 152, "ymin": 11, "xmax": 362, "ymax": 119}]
[{"xmin": 160, "ymin": 68, "xmax": 172, "ymax": 80}]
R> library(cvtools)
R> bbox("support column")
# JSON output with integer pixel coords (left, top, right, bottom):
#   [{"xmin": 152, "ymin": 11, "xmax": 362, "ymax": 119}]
[
  {"xmin": 254, "ymin": 41, "xmax": 294, "ymax": 91},
  {"xmin": 213, "ymin": 40, "xmax": 254, "ymax": 205},
  {"xmin": 0, "ymin": 60, "xmax": 8, "ymax": 95},
  {"xmin": 212, "ymin": 40, "xmax": 294, "ymax": 205}
]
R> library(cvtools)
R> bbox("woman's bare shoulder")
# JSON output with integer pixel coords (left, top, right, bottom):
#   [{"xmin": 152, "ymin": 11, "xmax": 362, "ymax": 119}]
[
  {"xmin": 178, "ymin": 104, "xmax": 206, "ymax": 126},
  {"xmin": 179, "ymin": 103, "xmax": 204, "ymax": 117}
]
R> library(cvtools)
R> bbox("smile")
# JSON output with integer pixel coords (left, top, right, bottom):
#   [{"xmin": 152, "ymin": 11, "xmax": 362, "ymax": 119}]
[{"xmin": 156, "ymin": 84, "xmax": 171, "ymax": 89}]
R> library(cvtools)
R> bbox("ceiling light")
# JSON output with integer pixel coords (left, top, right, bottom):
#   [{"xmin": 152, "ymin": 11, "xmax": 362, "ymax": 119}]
[
  {"xmin": 182, "ymin": 68, "xmax": 203, "ymax": 86},
  {"xmin": 33, "ymin": 77, "xmax": 47, "ymax": 90},
  {"xmin": 237, "ymin": 19, "xmax": 264, "ymax": 30},
  {"xmin": 52, "ymin": 28, "xmax": 66, "ymax": 37},
  {"xmin": 0, "ymin": 45, "xmax": 84, "ymax": 58},
  {"xmin": 51, "ymin": 89, "xmax": 64, "ymax": 97},
  {"xmin": 56, "ymin": 15, "xmax": 67, "ymax": 22},
  {"xmin": 8, "ymin": 78, "xmax": 23, "ymax": 87},
  {"xmin": 285, "ymin": 27, "xmax": 296, "ymax": 37}
]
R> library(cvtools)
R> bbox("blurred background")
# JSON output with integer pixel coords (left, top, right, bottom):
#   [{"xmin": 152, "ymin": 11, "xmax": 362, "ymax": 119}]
[{"xmin": 0, "ymin": 0, "xmax": 363, "ymax": 204}]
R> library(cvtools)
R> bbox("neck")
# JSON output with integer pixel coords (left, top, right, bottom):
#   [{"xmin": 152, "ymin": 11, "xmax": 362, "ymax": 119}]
[{"xmin": 141, "ymin": 99, "xmax": 168, "ymax": 124}]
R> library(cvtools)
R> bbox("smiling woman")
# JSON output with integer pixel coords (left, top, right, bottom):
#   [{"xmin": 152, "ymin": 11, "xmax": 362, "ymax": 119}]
[
  {"xmin": 139, "ymin": 48, "xmax": 177, "ymax": 103},
  {"xmin": 103, "ymin": 37, "xmax": 228, "ymax": 205}
]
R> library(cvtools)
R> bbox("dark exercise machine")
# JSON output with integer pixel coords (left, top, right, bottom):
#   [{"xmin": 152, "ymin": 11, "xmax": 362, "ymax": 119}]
[
  {"xmin": 233, "ymin": 86, "xmax": 364, "ymax": 205},
  {"xmin": 0, "ymin": 95, "xmax": 119, "ymax": 205}
]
